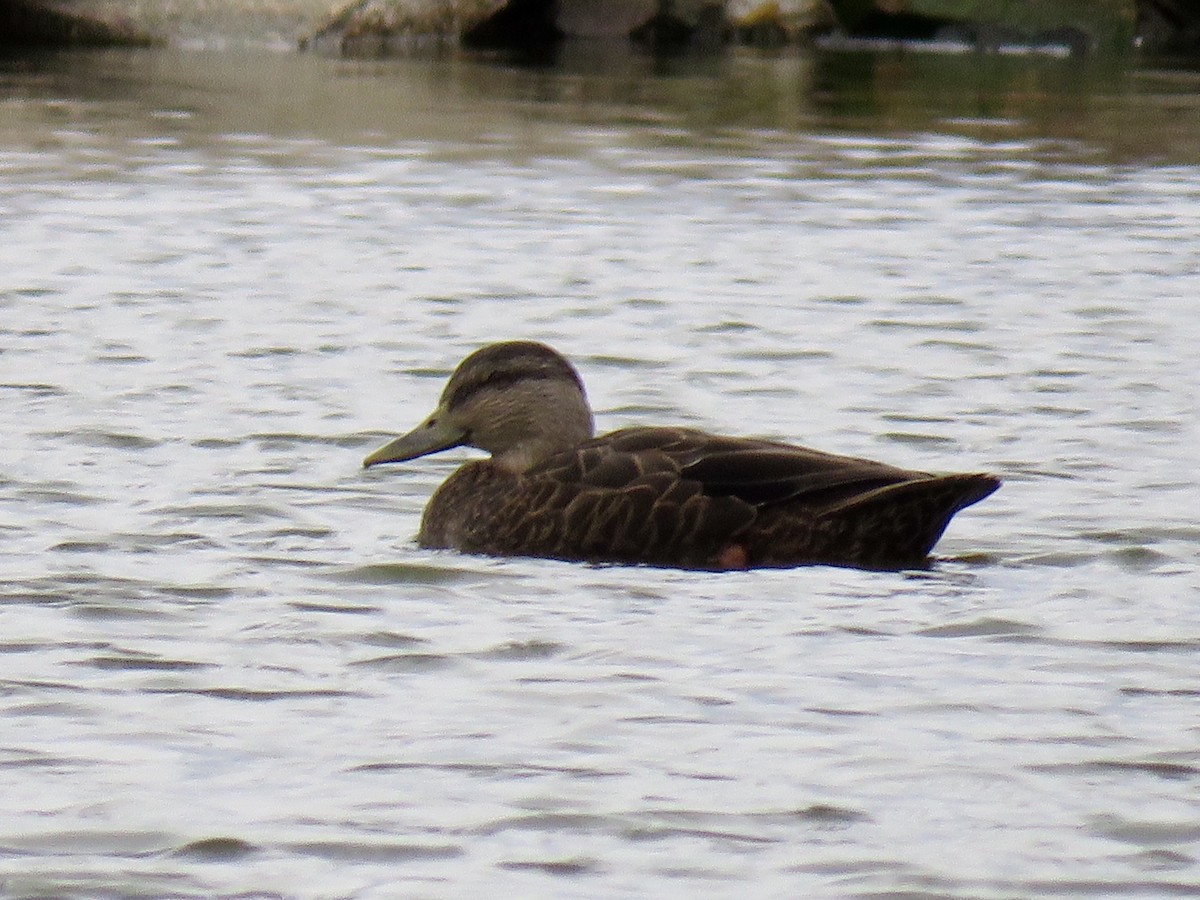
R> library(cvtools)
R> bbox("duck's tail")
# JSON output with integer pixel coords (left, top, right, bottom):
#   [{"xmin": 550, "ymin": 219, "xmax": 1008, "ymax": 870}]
[{"xmin": 821, "ymin": 472, "xmax": 1001, "ymax": 568}]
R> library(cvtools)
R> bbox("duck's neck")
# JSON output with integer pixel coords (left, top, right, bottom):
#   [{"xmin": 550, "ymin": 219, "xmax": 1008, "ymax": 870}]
[
  {"xmin": 492, "ymin": 442, "xmax": 557, "ymax": 474},
  {"xmin": 492, "ymin": 406, "xmax": 594, "ymax": 474}
]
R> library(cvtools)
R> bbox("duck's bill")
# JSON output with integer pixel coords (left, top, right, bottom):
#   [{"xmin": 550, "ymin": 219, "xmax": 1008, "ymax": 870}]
[{"xmin": 362, "ymin": 414, "xmax": 465, "ymax": 468}]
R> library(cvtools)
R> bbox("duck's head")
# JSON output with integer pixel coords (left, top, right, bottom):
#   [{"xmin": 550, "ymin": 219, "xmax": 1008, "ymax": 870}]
[{"xmin": 363, "ymin": 341, "xmax": 596, "ymax": 474}]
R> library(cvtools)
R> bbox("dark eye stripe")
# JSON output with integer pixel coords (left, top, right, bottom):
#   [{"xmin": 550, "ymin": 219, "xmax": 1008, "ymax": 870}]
[
  {"xmin": 442, "ymin": 343, "xmax": 585, "ymax": 411},
  {"xmin": 445, "ymin": 369, "xmax": 560, "ymax": 411}
]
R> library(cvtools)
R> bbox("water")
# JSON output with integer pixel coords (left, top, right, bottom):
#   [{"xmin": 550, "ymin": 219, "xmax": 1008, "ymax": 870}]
[{"xmin": 2, "ymin": 44, "xmax": 1199, "ymax": 898}]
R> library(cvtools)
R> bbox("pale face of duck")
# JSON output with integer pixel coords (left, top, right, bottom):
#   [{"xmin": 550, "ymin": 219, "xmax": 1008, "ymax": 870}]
[{"xmin": 363, "ymin": 341, "xmax": 596, "ymax": 474}]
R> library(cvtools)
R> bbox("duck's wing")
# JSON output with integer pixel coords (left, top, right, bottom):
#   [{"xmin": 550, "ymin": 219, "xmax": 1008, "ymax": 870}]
[
  {"xmin": 585, "ymin": 426, "xmax": 930, "ymax": 510},
  {"xmin": 645, "ymin": 426, "xmax": 1001, "ymax": 564},
  {"xmin": 517, "ymin": 428, "xmax": 759, "ymax": 566},
  {"xmin": 519, "ymin": 427, "xmax": 998, "ymax": 568}
]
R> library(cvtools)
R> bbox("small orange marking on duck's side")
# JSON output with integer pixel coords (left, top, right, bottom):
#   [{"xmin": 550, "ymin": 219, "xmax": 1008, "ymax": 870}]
[{"xmin": 716, "ymin": 543, "xmax": 749, "ymax": 570}]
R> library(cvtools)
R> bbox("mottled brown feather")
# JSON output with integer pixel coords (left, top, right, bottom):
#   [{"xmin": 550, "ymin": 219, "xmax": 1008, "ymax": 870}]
[{"xmin": 416, "ymin": 425, "xmax": 999, "ymax": 570}]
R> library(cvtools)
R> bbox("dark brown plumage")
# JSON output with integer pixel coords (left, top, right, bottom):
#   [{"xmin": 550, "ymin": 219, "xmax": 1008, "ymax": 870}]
[{"xmin": 363, "ymin": 341, "xmax": 1000, "ymax": 571}]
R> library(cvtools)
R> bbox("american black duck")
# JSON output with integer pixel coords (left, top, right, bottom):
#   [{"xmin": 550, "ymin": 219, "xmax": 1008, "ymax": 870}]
[{"xmin": 363, "ymin": 341, "xmax": 1000, "ymax": 570}]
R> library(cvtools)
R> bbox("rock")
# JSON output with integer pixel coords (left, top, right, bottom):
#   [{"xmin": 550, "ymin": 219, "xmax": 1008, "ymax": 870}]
[
  {"xmin": 461, "ymin": 0, "xmax": 559, "ymax": 50},
  {"xmin": 302, "ymin": 0, "xmax": 775, "ymax": 55},
  {"xmin": 300, "ymin": 0, "xmax": 508, "ymax": 53},
  {"xmin": 727, "ymin": 0, "xmax": 833, "ymax": 46},
  {"xmin": 556, "ymin": 0, "xmax": 654, "ymax": 38},
  {"xmin": 630, "ymin": 2, "xmax": 727, "ymax": 52},
  {"xmin": 0, "ymin": 0, "xmax": 154, "ymax": 45}
]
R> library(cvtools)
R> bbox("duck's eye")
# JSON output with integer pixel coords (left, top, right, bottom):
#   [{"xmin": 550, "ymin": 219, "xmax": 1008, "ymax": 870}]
[{"xmin": 426, "ymin": 418, "xmax": 438, "ymax": 429}]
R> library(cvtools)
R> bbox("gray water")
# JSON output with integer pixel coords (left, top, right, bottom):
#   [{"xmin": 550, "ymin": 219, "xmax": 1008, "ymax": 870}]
[{"xmin": 2, "ymin": 44, "xmax": 1199, "ymax": 899}]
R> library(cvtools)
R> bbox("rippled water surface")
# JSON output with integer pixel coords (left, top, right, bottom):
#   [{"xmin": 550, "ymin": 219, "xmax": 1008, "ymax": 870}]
[{"xmin": 2, "ymin": 45, "xmax": 1199, "ymax": 898}]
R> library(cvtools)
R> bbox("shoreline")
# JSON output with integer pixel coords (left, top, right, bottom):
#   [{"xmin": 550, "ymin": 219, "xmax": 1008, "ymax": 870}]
[{"xmin": 5, "ymin": 1, "xmax": 1195, "ymax": 55}]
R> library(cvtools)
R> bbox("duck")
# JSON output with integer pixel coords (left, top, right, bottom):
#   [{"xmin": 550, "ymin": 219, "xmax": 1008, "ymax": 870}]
[{"xmin": 362, "ymin": 341, "xmax": 1000, "ymax": 570}]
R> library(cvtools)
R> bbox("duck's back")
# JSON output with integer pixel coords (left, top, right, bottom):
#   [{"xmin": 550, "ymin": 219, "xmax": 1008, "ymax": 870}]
[{"xmin": 418, "ymin": 426, "xmax": 999, "ymax": 570}]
